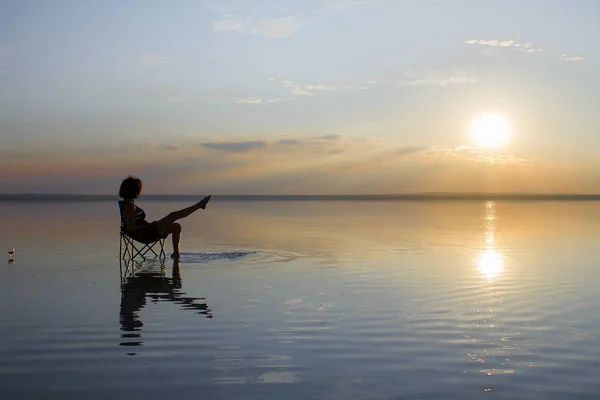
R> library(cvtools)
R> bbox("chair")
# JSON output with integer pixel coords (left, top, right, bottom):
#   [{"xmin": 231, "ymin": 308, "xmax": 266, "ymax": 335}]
[{"xmin": 119, "ymin": 201, "xmax": 167, "ymax": 261}]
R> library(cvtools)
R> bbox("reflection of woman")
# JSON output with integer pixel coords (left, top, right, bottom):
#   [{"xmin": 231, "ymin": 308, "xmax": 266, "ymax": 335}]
[
  {"xmin": 119, "ymin": 176, "xmax": 211, "ymax": 259},
  {"xmin": 119, "ymin": 259, "xmax": 212, "ymax": 346}
]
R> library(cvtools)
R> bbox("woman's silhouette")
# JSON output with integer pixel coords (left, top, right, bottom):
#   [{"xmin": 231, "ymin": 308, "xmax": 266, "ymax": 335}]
[{"xmin": 119, "ymin": 176, "xmax": 211, "ymax": 259}]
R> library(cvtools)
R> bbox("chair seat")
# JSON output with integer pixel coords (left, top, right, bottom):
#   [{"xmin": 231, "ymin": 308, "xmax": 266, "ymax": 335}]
[{"xmin": 119, "ymin": 201, "xmax": 166, "ymax": 261}]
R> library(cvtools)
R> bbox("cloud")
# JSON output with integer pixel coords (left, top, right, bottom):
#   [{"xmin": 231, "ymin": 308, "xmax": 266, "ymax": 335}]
[
  {"xmin": 280, "ymin": 80, "xmax": 344, "ymax": 97},
  {"xmin": 235, "ymin": 97, "xmax": 264, "ymax": 104},
  {"xmin": 7, "ymin": 134, "xmax": 587, "ymax": 195},
  {"xmin": 213, "ymin": 16, "xmax": 300, "ymax": 38},
  {"xmin": 464, "ymin": 39, "xmax": 546, "ymax": 53},
  {"xmin": 206, "ymin": 0, "xmax": 381, "ymax": 39},
  {"xmin": 304, "ymin": 84, "xmax": 337, "ymax": 91},
  {"xmin": 397, "ymin": 146, "xmax": 430, "ymax": 156},
  {"xmin": 560, "ymin": 53, "xmax": 585, "ymax": 64},
  {"xmin": 202, "ymin": 140, "xmax": 268, "ymax": 152},
  {"xmin": 235, "ymin": 97, "xmax": 283, "ymax": 104},
  {"xmin": 235, "ymin": 77, "xmax": 353, "ymax": 106},
  {"xmin": 163, "ymin": 144, "xmax": 180, "ymax": 151},
  {"xmin": 134, "ymin": 54, "xmax": 179, "ymax": 66},
  {"xmin": 280, "ymin": 80, "xmax": 314, "ymax": 96},
  {"xmin": 421, "ymin": 145, "xmax": 533, "ymax": 165},
  {"xmin": 278, "ymin": 139, "xmax": 302, "ymax": 145},
  {"xmin": 138, "ymin": 142, "xmax": 158, "ymax": 149},
  {"xmin": 398, "ymin": 68, "xmax": 478, "ymax": 87},
  {"xmin": 465, "ymin": 38, "xmax": 588, "ymax": 66},
  {"xmin": 250, "ymin": 17, "xmax": 299, "ymax": 38},
  {"xmin": 319, "ymin": 134, "xmax": 341, "ymax": 140}
]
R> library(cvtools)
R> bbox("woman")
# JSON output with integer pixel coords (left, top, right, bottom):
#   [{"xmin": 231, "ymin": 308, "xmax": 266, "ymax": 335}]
[{"xmin": 119, "ymin": 176, "xmax": 211, "ymax": 259}]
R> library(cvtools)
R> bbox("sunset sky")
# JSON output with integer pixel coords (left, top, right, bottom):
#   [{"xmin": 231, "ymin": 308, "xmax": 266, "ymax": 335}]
[{"xmin": 1, "ymin": 0, "xmax": 599, "ymax": 194}]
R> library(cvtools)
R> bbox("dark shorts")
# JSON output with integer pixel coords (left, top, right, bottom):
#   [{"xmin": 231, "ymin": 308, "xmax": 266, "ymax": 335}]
[{"xmin": 127, "ymin": 222, "xmax": 163, "ymax": 244}]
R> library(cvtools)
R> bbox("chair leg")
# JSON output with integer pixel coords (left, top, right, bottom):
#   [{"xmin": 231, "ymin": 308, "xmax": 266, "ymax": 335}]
[
  {"xmin": 131, "ymin": 242, "xmax": 146, "ymax": 260},
  {"xmin": 139, "ymin": 245, "xmax": 154, "ymax": 259},
  {"xmin": 120, "ymin": 234, "xmax": 132, "ymax": 261},
  {"xmin": 159, "ymin": 239, "xmax": 166, "ymax": 259},
  {"xmin": 120, "ymin": 233, "xmax": 166, "ymax": 262}
]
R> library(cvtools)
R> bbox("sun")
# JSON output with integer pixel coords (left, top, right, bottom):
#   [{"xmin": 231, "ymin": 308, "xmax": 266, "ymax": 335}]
[{"xmin": 469, "ymin": 113, "xmax": 511, "ymax": 149}]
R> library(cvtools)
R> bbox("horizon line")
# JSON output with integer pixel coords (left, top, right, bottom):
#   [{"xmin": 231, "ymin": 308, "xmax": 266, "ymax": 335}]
[{"xmin": 2, "ymin": 192, "xmax": 600, "ymax": 202}]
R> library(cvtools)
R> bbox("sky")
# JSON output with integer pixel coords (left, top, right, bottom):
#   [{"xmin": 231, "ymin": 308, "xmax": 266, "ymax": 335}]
[{"xmin": 0, "ymin": 0, "xmax": 599, "ymax": 194}]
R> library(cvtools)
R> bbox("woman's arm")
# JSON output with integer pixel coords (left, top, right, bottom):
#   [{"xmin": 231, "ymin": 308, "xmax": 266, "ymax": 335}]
[{"xmin": 123, "ymin": 203, "xmax": 142, "ymax": 232}]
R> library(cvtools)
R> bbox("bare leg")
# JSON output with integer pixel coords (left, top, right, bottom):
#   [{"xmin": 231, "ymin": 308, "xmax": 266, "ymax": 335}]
[
  {"xmin": 168, "ymin": 223, "xmax": 182, "ymax": 258},
  {"xmin": 156, "ymin": 195, "xmax": 210, "ymax": 235}
]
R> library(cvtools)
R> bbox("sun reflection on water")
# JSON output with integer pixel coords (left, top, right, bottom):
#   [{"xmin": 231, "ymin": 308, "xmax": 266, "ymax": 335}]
[
  {"xmin": 476, "ymin": 248, "xmax": 504, "ymax": 279},
  {"xmin": 475, "ymin": 201, "xmax": 504, "ymax": 279}
]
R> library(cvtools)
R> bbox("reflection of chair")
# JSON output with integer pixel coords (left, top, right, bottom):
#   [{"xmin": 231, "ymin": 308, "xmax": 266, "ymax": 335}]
[
  {"xmin": 118, "ymin": 201, "xmax": 166, "ymax": 261},
  {"xmin": 119, "ymin": 258, "xmax": 212, "ymax": 349}
]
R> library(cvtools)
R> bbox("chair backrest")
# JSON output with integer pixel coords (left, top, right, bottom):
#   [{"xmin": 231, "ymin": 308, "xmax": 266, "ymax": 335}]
[{"xmin": 118, "ymin": 200, "xmax": 126, "ymax": 231}]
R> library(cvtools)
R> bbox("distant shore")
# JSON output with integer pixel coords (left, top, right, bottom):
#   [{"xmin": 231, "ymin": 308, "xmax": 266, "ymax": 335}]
[{"xmin": 1, "ymin": 193, "xmax": 600, "ymax": 202}]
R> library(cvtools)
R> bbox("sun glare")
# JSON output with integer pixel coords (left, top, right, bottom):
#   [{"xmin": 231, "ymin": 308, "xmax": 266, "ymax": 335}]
[
  {"xmin": 476, "ymin": 249, "xmax": 504, "ymax": 279},
  {"xmin": 470, "ymin": 113, "xmax": 511, "ymax": 149}
]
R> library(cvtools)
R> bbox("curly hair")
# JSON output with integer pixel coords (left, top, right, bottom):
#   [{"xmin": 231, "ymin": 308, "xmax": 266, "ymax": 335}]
[{"xmin": 119, "ymin": 176, "xmax": 143, "ymax": 199}]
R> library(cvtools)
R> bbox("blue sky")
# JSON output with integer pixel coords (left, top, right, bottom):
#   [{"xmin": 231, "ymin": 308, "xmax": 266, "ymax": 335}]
[{"xmin": 1, "ymin": 0, "xmax": 599, "ymax": 194}]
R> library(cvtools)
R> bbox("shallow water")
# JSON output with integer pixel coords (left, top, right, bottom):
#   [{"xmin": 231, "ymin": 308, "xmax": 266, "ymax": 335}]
[{"xmin": 1, "ymin": 200, "xmax": 599, "ymax": 399}]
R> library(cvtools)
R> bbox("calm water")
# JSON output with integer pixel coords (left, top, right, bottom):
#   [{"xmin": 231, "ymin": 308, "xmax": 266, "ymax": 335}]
[{"xmin": 1, "ymin": 200, "xmax": 599, "ymax": 399}]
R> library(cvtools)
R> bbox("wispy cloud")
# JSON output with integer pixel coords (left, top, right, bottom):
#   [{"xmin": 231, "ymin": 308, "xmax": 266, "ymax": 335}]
[
  {"xmin": 134, "ymin": 54, "xmax": 179, "ymax": 66},
  {"xmin": 560, "ymin": 53, "xmax": 585, "ymax": 65},
  {"xmin": 202, "ymin": 140, "xmax": 268, "ymax": 152},
  {"xmin": 422, "ymin": 145, "xmax": 533, "ymax": 165},
  {"xmin": 235, "ymin": 79, "xmax": 345, "ymax": 104},
  {"xmin": 137, "ymin": 142, "xmax": 158, "ymax": 149},
  {"xmin": 250, "ymin": 17, "xmax": 300, "ymax": 38},
  {"xmin": 280, "ymin": 80, "xmax": 314, "ymax": 96},
  {"xmin": 280, "ymin": 80, "xmax": 344, "ymax": 96},
  {"xmin": 319, "ymin": 134, "xmax": 341, "ymax": 140},
  {"xmin": 465, "ymin": 39, "xmax": 546, "ymax": 53},
  {"xmin": 398, "ymin": 68, "xmax": 478, "ymax": 87},
  {"xmin": 278, "ymin": 139, "xmax": 302, "ymax": 145},
  {"xmin": 206, "ymin": 0, "xmax": 378, "ymax": 38},
  {"xmin": 235, "ymin": 97, "xmax": 283, "ymax": 104},
  {"xmin": 465, "ymin": 38, "xmax": 586, "ymax": 66}
]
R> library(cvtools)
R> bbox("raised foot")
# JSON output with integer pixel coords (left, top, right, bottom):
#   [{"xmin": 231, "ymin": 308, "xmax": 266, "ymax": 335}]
[{"xmin": 199, "ymin": 195, "xmax": 211, "ymax": 209}]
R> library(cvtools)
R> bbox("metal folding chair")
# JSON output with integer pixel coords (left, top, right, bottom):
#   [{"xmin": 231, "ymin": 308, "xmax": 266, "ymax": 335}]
[{"xmin": 118, "ymin": 201, "xmax": 166, "ymax": 261}]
